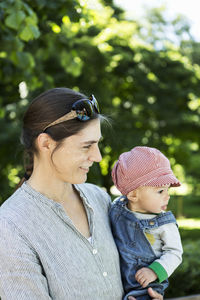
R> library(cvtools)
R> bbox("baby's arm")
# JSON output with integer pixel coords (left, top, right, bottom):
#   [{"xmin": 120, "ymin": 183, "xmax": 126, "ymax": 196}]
[
  {"xmin": 136, "ymin": 221, "xmax": 183, "ymax": 287},
  {"xmin": 148, "ymin": 222, "xmax": 183, "ymax": 283},
  {"xmin": 135, "ymin": 267, "xmax": 157, "ymax": 288}
]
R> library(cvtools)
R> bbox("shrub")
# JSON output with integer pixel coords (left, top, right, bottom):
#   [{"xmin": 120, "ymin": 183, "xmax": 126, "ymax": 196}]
[{"xmin": 165, "ymin": 239, "xmax": 200, "ymax": 297}]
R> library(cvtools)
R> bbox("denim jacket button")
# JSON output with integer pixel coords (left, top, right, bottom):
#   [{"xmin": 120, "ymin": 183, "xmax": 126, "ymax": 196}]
[{"xmin": 149, "ymin": 221, "xmax": 155, "ymax": 225}]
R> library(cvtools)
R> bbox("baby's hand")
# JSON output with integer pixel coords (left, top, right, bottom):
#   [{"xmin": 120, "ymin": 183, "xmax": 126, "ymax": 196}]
[{"xmin": 135, "ymin": 267, "xmax": 157, "ymax": 288}]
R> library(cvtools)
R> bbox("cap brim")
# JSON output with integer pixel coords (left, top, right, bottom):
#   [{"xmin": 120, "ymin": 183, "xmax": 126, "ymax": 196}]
[{"xmin": 143, "ymin": 173, "xmax": 181, "ymax": 187}]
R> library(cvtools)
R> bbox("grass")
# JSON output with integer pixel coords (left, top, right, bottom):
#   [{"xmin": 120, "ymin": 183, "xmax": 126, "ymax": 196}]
[
  {"xmin": 167, "ymin": 195, "xmax": 200, "ymax": 242},
  {"xmin": 166, "ymin": 197, "xmax": 200, "ymax": 297},
  {"xmin": 177, "ymin": 218, "xmax": 200, "ymax": 241},
  {"xmin": 168, "ymin": 195, "xmax": 200, "ymax": 219},
  {"xmin": 177, "ymin": 218, "xmax": 200, "ymax": 229}
]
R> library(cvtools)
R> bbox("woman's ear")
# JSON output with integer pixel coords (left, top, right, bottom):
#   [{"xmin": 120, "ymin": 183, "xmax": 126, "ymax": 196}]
[
  {"xmin": 127, "ymin": 189, "xmax": 138, "ymax": 203},
  {"xmin": 36, "ymin": 133, "xmax": 56, "ymax": 153}
]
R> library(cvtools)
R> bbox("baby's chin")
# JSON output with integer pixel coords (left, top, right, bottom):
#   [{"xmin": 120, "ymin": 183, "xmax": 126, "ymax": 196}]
[{"xmin": 161, "ymin": 205, "xmax": 168, "ymax": 211}]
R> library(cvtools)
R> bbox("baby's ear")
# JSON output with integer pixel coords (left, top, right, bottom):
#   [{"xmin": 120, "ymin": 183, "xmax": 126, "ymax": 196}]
[{"xmin": 127, "ymin": 190, "xmax": 138, "ymax": 202}]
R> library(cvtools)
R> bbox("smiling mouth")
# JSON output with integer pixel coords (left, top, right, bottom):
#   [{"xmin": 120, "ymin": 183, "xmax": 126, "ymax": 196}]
[{"xmin": 80, "ymin": 167, "xmax": 90, "ymax": 172}]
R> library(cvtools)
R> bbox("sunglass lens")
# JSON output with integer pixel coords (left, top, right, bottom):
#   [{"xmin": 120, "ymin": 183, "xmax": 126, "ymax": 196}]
[{"xmin": 72, "ymin": 100, "xmax": 93, "ymax": 120}]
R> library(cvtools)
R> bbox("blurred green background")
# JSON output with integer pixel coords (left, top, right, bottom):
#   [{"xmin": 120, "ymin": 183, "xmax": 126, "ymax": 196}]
[{"xmin": 0, "ymin": 0, "xmax": 200, "ymax": 297}]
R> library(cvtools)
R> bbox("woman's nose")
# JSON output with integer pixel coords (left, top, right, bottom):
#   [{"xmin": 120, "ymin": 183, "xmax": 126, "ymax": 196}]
[{"xmin": 89, "ymin": 145, "xmax": 102, "ymax": 162}]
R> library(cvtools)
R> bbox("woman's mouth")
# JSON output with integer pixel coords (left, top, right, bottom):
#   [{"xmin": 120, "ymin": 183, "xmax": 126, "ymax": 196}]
[{"xmin": 80, "ymin": 167, "xmax": 90, "ymax": 173}]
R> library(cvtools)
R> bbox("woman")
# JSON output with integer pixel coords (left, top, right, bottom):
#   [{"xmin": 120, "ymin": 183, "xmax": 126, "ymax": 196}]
[{"xmin": 0, "ymin": 88, "xmax": 162, "ymax": 299}]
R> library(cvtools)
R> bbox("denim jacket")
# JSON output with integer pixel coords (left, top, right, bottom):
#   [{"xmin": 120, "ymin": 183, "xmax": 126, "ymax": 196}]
[{"xmin": 109, "ymin": 196, "xmax": 182, "ymax": 300}]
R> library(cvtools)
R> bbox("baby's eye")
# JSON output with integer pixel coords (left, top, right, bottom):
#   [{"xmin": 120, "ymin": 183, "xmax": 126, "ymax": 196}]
[{"xmin": 158, "ymin": 190, "xmax": 164, "ymax": 194}]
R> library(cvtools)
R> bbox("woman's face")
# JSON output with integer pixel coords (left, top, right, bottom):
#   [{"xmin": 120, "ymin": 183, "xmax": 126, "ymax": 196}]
[{"xmin": 50, "ymin": 118, "xmax": 102, "ymax": 184}]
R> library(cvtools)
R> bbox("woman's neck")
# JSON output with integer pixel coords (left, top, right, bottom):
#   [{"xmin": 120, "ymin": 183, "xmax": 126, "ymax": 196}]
[{"xmin": 27, "ymin": 171, "xmax": 74, "ymax": 205}]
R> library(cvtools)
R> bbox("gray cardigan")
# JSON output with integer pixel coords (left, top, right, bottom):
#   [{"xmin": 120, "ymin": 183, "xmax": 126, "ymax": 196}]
[{"xmin": 0, "ymin": 182, "xmax": 123, "ymax": 300}]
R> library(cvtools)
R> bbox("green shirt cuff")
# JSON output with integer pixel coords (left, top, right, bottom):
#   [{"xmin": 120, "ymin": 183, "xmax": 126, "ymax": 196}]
[{"xmin": 148, "ymin": 261, "xmax": 168, "ymax": 283}]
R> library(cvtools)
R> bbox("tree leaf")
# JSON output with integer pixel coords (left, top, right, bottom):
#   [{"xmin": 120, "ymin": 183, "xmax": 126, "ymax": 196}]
[
  {"xmin": 19, "ymin": 24, "xmax": 40, "ymax": 41},
  {"xmin": 5, "ymin": 11, "xmax": 26, "ymax": 30},
  {"xmin": 19, "ymin": 25, "xmax": 33, "ymax": 41}
]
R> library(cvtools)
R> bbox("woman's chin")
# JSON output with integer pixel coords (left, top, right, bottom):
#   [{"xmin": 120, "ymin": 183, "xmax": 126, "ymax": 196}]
[{"xmin": 75, "ymin": 174, "xmax": 88, "ymax": 184}]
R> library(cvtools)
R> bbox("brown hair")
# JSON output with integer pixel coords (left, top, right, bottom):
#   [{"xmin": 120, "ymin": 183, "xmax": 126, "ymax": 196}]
[{"xmin": 18, "ymin": 87, "xmax": 101, "ymax": 186}]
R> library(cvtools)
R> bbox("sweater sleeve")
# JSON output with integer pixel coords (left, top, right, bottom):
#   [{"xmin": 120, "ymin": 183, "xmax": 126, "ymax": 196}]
[
  {"xmin": 148, "ymin": 222, "xmax": 183, "ymax": 282},
  {"xmin": 0, "ymin": 218, "xmax": 52, "ymax": 300}
]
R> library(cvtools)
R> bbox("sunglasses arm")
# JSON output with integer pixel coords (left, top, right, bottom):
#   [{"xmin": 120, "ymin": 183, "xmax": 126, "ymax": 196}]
[{"xmin": 43, "ymin": 110, "xmax": 77, "ymax": 131}]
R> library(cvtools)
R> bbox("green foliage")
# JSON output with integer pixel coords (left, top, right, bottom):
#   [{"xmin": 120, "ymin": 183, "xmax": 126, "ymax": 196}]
[
  {"xmin": 168, "ymin": 195, "xmax": 200, "ymax": 218},
  {"xmin": 4, "ymin": 1, "xmax": 40, "ymax": 41},
  {"xmin": 1, "ymin": 0, "xmax": 200, "ymax": 203},
  {"xmin": 165, "ymin": 239, "xmax": 200, "ymax": 297},
  {"xmin": 180, "ymin": 228, "xmax": 200, "ymax": 241}
]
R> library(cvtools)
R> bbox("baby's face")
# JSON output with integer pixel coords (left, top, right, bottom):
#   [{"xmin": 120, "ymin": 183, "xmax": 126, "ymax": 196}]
[{"xmin": 130, "ymin": 185, "xmax": 170, "ymax": 214}]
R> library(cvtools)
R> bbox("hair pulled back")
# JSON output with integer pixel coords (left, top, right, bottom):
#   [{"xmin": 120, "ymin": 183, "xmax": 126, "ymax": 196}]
[{"xmin": 20, "ymin": 87, "xmax": 100, "ymax": 184}]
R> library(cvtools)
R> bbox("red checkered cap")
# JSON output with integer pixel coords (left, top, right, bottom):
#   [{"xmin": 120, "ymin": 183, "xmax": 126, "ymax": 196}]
[{"xmin": 112, "ymin": 146, "xmax": 181, "ymax": 195}]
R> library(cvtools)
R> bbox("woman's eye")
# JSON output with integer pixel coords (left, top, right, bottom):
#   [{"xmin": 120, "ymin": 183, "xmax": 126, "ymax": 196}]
[
  {"xmin": 158, "ymin": 190, "xmax": 164, "ymax": 194},
  {"xmin": 83, "ymin": 145, "xmax": 91, "ymax": 149}
]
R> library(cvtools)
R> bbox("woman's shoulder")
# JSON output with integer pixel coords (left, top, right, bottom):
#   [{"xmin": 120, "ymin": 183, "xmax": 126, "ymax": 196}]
[
  {"xmin": 0, "ymin": 183, "xmax": 40, "ymax": 227},
  {"xmin": 75, "ymin": 182, "xmax": 111, "ymax": 209},
  {"xmin": 77, "ymin": 182, "xmax": 107, "ymax": 193},
  {"xmin": 0, "ymin": 187, "xmax": 25, "ymax": 212},
  {"xmin": 0, "ymin": 187, "xmax": 29, "ymax": 237},
  {"xmin": 76, "ymin": 182, "xmax": 110, "ymax": 198}
]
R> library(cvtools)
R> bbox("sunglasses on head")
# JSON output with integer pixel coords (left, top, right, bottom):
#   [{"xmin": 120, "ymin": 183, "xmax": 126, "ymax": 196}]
[{"xmin": 43, "ymin": 94, "xmax": 100, "ymax": 131}]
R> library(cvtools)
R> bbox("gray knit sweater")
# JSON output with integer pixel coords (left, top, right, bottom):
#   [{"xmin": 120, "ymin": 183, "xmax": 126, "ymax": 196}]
[{"xmin": 0, "ymin": 182, "xmax": 123, "ymax": 300}]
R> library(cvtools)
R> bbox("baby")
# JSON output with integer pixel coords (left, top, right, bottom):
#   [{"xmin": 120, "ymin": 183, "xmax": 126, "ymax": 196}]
[{"xmin": 110, "ymin": 146, "xmax": 183, "ymax": 300}]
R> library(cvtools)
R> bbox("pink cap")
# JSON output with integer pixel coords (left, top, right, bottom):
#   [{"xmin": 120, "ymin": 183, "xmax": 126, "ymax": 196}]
[{"xmin": 112, "ymin": 146, "xmax": 181, "ymax": 195}]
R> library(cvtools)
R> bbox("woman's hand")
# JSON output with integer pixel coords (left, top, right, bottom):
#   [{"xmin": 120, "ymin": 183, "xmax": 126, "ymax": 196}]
[
  {"xmin": 127, "ymin": 287, "xmax": 163, "ymax": 300},
  {"xmin": 147, "ymin": 287, "xmax": 163, "ymax": 300}
]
